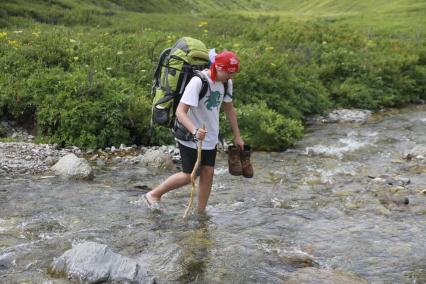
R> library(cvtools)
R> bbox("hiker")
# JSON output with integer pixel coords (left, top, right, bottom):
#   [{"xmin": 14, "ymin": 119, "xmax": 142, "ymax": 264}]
[{"xmin": 145, "ymin": 51, "xmax": 244, "ymax": 214}]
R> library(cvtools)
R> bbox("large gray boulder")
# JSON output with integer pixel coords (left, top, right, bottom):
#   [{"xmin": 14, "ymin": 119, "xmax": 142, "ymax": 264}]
[
  {"xmin": 49, "ymin": 241, "xmax": 156, "ymax": 283},
  {"xmin": 51, "ymin": 153, "xmax": 94, "ymax": 180}
]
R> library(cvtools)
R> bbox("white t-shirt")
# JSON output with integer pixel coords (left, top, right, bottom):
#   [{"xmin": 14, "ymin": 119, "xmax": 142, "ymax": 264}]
[{"xmin": 178, "ymin": 70, "xmax": 233, "ymax": 150}]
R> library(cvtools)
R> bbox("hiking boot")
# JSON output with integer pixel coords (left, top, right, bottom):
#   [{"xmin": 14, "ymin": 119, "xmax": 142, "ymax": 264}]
[
  {"xmin": 240, "ymin": 145, "xmax": 254, "ymax": 178},
  {"xmin": 228, "ymin": 145, "xmax": 242, "ymax": 176}
]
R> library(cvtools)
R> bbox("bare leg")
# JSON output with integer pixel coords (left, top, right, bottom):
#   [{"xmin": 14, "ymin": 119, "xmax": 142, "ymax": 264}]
[
  {"xmin": 146, "ymin": 172, "xmax": 191, "ymax": 203},
  {"xmin": 197, "ymin": 166, "xmax": 214, "ymax": 213}
]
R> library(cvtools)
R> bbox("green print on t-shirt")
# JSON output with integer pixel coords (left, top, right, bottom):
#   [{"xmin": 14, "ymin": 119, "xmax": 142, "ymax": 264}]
[{"xmin": 204, "ymin": 91, "xmax": 221, "ymax": 111}]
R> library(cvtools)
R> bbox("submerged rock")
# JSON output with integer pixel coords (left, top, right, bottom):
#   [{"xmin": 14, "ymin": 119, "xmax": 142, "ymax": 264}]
[
  {"xmin": 368, "ymin": 175, "xmax": 411, "ymax": 187},
  {"xmin": 403, "ymin": 145, "xmax": 426, "ymax": 161},
  {"xmin": 276, "ymin": 247, "xmax": 318, "ymax": 268},
  {"xmin": 49, "ymin": 241, "xmax": 156, "ymax": 283},
  {"xmin": 377, "ymin": 193, "xmax": 409, "ymax": 206},
  {"xmin": 286, "ymin": 267, "xmax": 369, "ymax": 284},
  {"xmin": 51, "ymin": 153, "xmax": 94, "ymax": 180}
]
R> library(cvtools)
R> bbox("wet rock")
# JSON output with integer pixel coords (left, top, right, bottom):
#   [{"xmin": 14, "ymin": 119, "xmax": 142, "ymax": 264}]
[
  {"xmin": 0, "ymin": 252, "xmax": 14, "ymax": 270},
  {"xmin": 403, "ymin": 145, "xmax": 426, "ymax": 161},
  {"xmin": 286, "ymin": 267, "xmax": 369, "ymax": 284},
  {"xmin": 132, "ymin": 149, "xmax": 174, "ymax": 169},
  {"xmin": 324, "ymin": 109, "xmax": 372, "ymax": 124},
  {"xmin": 51, "ymin": 153, "xmax": 94, "ymax": 180},
  {"xmin": 96, "ymin": 159, "xmax": 106, "ymax": 167},
  {"xmin": 276, "ymin": 247, "xmax": 318, "ymax": 268},
  {"xmin": 133, "ymin": 183, "xmax": 151, "ymax": 191},
  {"xmin": 45, "ymin": 156, "xmax": 57, "ymax": 166},
  {"xmin": 377, "ymin": 194, "xmax": 409, "ymax": 206},
  {"xmin": 89, "ymin": 154, "xmax": 98, "ymax": 161},
  {"xmin": 49, "ymin": 241, "xmax": 156, "ymax": 283},
  {"xmin": 368, "ymin": 175, "xmax": 410, "ymax": 187}
]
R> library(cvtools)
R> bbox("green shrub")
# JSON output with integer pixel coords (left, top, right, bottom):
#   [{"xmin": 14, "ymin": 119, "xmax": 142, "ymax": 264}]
[
  {"xmin": 222, "ymin": 102, "xmax": 304, "ymax": 151},
  {"xmin": 34, "ymin": 70, "xmax": 131, "ymax": 148}
]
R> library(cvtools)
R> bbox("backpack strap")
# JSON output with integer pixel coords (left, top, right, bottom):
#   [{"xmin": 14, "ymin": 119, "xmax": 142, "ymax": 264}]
[
  {"xmin": 153, "ymin": 48, "xmax": 172, "ymax": 88},
  {"xmin": 194, "ymin": 71, "xmax": 234, "ymax": 101},
  {"xmin": 223, "ymin": 81, "xmax": 233, "ymax": 100},
  {"xmin": 193, "ymin": 70, "xmax": 209, "ymax": 101}
]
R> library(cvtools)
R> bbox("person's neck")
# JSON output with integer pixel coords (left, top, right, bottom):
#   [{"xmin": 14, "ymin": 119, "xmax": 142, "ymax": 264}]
[{"xmin": 206, "ymin": 69, "xmax": 223, "ymax": 83}]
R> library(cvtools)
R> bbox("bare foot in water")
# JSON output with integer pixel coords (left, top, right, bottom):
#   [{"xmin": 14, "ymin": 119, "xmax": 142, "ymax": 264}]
[{"xmin": 143, "ymin": 192, "xmax": 162, "ymax": 210}]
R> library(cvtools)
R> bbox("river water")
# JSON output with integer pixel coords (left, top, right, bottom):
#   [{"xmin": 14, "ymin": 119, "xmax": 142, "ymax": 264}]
[{"xmin": 0, "ymin": 106, "xmax": 425, "ymax": 283}]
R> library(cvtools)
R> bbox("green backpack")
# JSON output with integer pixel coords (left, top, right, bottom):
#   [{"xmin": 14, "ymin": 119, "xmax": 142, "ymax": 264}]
[{"xmin": 151, "ymin": 37, "xmax": 211, "ymax": 128}]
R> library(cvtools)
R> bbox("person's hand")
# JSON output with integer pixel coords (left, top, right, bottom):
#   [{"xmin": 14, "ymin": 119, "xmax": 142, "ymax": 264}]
[
  {"xmin": 234, "ymin": 136, "xmax": 244, "ymax": 150},
  {"xmin": 195, "ymin": 128, "xmax": 208, "ymax": 141}
]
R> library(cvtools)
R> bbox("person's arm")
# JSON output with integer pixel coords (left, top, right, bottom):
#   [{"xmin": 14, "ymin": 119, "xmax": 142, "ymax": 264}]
[
  {"xmin": 175, "ymin": 103, "xmax": 207, "ymax": 141},
  {"xmin": 223, "ymin": 101, "xmax": 244, "ymax": 149}
]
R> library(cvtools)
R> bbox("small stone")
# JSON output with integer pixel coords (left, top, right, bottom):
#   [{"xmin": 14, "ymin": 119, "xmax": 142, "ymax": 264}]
[
  {"xmin": 372, "ymin": 177, "xmax": 386, "ymax": 184},
  {"xmin": 89, "ymin": 154, "xmax": 98, "ymax": 161},
  {"xmin": 45, "ymin": 156, "xmax": 57, "ymax": 166},
  {"xmin": 96, "ymin": 159, "xmax": 106, "ymax": 167},
  {"xmin": 378, "ymin": 194, "xmax": 409, "ymax": 205}
]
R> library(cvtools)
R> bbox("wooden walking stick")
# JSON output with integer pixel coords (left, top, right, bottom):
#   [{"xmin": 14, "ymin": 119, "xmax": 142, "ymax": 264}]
[{"xmin": 183, "ymin": 125, "xmax": 204, "ymax": 219}]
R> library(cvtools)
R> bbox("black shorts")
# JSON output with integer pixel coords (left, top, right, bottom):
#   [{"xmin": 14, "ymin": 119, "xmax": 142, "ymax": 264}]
[{"xmin": 178, "ymin": 142, "xmax": 217, "ymax": 174}]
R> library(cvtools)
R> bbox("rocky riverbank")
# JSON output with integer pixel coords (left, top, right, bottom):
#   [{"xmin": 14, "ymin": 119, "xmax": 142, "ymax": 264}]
[
  {"xmin": 0, "ymin": 142, "xmax": 180, "ymax": 176},
  {"xmin": 1, "ymin": 107, "xmax": 424, "ymax": 176}
]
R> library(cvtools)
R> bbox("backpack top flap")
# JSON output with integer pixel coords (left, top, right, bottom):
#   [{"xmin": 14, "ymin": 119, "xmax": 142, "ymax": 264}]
[{"xmin": 170, "ymin": 37, "xmax": 209, "ymax": 67}]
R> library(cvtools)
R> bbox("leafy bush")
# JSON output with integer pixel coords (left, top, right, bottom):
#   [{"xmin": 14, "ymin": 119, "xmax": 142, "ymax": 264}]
[
  {"xmin": 222, "ymin": 102, "xmax": 304, "ymax": 151},
  {"xmin": 34, "ymin": 69, "xmax": 131, "ymax": 148}
]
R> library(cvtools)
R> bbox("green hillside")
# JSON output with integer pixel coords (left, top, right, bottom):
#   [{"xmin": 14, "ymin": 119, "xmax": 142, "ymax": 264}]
[
  {"xmin": 1, "ymin": 0, "xmax": 425, "ymax": 32},
  {"xmin": 0, "ymin": 1, "xmax": 424, "ymax": 150}
]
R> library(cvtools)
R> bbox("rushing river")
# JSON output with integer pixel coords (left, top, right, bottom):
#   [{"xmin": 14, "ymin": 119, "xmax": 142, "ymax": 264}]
[{"xmin": 1, "ymin": 106, "xmax": 425, "ymax": 283}]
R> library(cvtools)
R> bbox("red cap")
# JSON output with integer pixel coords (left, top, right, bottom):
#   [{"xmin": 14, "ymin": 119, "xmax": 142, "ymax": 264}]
[{"xmin": 210, "ymin": 51, "xmax": 240, "ymax": 81}]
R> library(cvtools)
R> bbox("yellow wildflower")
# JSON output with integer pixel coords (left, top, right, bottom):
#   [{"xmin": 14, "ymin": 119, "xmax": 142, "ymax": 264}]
[
  {"xmin": 0, "ymin": 32, "xmax": 7, "ymax": 38},
  {"xmin": 8, "ymin": 40, "xmax": 20, "ymax": 48},
  {"xmin": 203, "ymin": 29, "xmax": 208, "ymax": 33},
  {"xmin": 366, "ymin": 40, "xmax": 376, "ymax": 48},
  {"xmin": 198, "ymin": 21, "xmax": 208, "ymax": 27}
]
